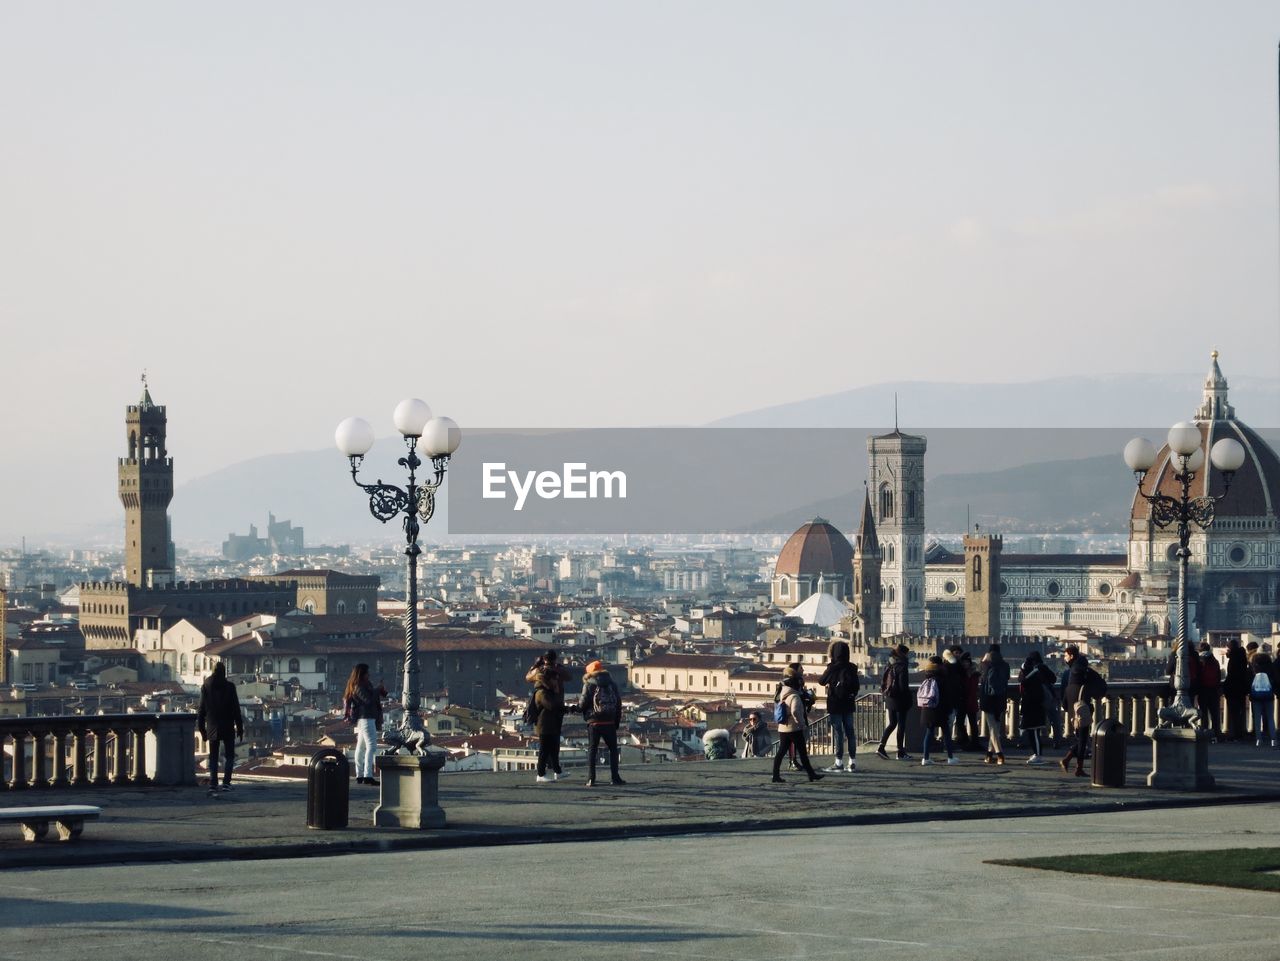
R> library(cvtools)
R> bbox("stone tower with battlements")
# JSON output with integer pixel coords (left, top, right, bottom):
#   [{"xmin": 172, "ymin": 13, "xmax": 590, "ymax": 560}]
[
  {"xmin": 963, "ymin": 529, "xmax": 1003, "ymax": 639},
  {"xmin": 118, "ymin": 379, "xmax": 174, "ymax": 588},
  {"xmin": 867, "ymin": 427, "xmax": 927, "ymax": 635}
]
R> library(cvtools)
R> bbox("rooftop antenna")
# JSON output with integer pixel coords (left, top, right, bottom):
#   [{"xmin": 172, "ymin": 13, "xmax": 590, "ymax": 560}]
[{"xmin": 894, "ymin": 393, "xmax": 899, "ymax": 432}]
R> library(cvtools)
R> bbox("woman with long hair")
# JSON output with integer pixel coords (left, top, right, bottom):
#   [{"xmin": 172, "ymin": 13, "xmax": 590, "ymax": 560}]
[{"xmin": 343, "ymin": 663, "xmax": 383, "ymax": 785}]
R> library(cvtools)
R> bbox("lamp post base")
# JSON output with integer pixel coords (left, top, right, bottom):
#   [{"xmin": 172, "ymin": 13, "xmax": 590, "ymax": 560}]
[
  {"xmin": 373, "ymin": 751, "xmax": 447, "ymax": 829},
  {"xmin": 1147, "ymin": 727, "xmax": 1215, "ymax": 792}
]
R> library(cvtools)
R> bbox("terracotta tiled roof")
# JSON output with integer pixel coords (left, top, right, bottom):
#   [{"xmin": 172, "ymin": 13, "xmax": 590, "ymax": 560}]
[{"xmin": 775, "ymin": 519, "xmax": 854, "ymax": 578}]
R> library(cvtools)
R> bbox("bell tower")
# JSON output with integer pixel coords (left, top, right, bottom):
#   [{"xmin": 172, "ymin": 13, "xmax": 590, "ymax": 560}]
[
  {"xmin": 963, "ymin": 527, "xmax": 1002, "ymax": 639},
  {"xmin": 118, "ymin": 376, "xmax": 174, "ymax": 587},
  {"xmin": 867, "ymin": 423, "xmax": 927, "ymax": 635}
]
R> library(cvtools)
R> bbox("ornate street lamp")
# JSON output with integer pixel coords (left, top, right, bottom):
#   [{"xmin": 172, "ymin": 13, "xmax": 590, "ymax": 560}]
[
  {"xmin": 1124, "ymin": 424, "xmax": 1244, "ymax": 788},
  {"xmin": 335, "ymin": 401, "xmax": 460, "ymax": 827}
]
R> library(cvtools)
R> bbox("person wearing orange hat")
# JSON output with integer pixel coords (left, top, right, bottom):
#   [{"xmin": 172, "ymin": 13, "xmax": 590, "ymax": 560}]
[{"xmin": 578, "ymin": 660, "xmax": 625, "ymax": 787}]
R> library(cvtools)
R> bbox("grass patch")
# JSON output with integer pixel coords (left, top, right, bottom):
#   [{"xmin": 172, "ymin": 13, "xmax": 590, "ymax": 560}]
[{"xmin": 989, "ymin": 848, "xmax": 1280, "ymax": 892}]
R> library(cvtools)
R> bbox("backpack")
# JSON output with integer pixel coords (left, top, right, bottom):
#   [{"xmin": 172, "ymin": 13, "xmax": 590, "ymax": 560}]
[
  {"xmin": 591, "ymin": 681, "xmax": 620, "ymax": 722},
  {"xmin": 772, "ymin": 700, "xmax": 789, "ymax": 724},
  {"xmin": 521, "ymin": 690, "xmax": 541, "ymax": 726},
  {"xmin": 1084, "ymin": 667, "xmax": 1108, "ymax": 701},
  {"xmin": 1252, "ymin": 672, "xmax": 1273, "ymax": 697},
  {"xmin": 982, "ymin": 662, "xmax": 1008, "ymax": 700},
  {"xmin": 830, "ymin": 665, "xmax": 859, "ymax": 704},
  {"xmin": 916, "ymin": 676, "xmax": 939, "ymax": 709}
]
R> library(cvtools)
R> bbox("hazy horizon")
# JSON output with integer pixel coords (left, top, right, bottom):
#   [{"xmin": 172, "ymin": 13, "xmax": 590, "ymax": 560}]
[{"xmin": 2, "ymin": 3, "xmax": 1279, "ymax": 543}]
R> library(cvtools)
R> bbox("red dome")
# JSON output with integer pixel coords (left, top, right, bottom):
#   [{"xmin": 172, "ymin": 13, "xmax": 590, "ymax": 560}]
[{"xmin": 776, "ymin": 518, "xmax": 854, "ymax": 578}]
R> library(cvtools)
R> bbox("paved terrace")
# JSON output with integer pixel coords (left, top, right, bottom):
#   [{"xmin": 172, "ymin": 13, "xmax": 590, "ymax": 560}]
[{"xmin": 2, "ymin": 742, "xmax": 1277, "ymax": 870}]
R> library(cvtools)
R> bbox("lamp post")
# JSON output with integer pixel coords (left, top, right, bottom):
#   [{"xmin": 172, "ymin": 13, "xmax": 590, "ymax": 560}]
[
  {"xmin": 335, "ymin": 401, "xmax": 460, "ymax": 827},
  {"xmin": 1124, "ymin": 423, "xmax": 1244, "ymax": 789}
]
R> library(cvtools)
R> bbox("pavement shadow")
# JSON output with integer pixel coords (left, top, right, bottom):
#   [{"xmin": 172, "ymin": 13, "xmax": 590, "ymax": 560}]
[{"xmin": 0, "ymin": 897, "xmax": 227, "ymax": 927}]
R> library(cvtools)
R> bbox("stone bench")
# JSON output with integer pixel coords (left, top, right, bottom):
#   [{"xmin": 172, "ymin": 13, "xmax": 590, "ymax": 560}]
[{"xmin": 0, "ymin": 805, "xmax": 101, "ymax": 842}]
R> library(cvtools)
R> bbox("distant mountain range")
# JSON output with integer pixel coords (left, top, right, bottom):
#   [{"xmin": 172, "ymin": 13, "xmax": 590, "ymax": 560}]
[{"xmin": 142, "ymin": 373, "xmax": 1278, "ymax": 546}]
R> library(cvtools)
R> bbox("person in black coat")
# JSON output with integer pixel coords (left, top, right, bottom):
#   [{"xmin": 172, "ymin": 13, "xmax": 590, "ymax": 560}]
[
  {"xmin": 527, "ymin": 650, "xmax": 571, "ymax": 782},
  {"xmin": 197, "ymin": 662, "xmax": 243, "ymax": 795},
  {"xmin": 1018, "ymin": 652, "xmax": 1054, "ymax": 764},
  {"xmin": 817, "ymin": 640, "xmax": 860, "ymax": 772},
  {"xmin": 1223, "ymin": 639, "xmax": 1251, "ymax": 741},
  {"xmin": 979, "ymin": 645, "xmax": 1011, "ymax": 765},
  {"xmin": 875, "ymin": 644, "xmax": 913, "ymax": 761}
]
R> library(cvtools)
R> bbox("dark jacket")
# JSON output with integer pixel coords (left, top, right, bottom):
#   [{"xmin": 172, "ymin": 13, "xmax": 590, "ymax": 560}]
[
  {"xmin": 882, "ymin": 653, "xmax": 911, "ymax": 711},
  {"xmin": 579, "ymin": 669, "xmax": 622, "ymax": 727},
  {"xmin": 1199, "ymin": 651, "xmax": 1222, "ymax": 690},
  {"xmin": 1063, "ymin": 654, "xmax": 1089, "ymax": 711},
  {"xmin": 197, "ymin": 669, "xmax": 243, "ymax": 742},
  {"xmin": 530, "ymin": 663, "xmax": 569, "ymax": 738},
  {"xmin": 940, "ymin": 651, "xmax": 964, "ymax": 714},
  {"xmin": 1224, "ymin": 645, "xmax": 1251, "ymax": 697},
  {"xmin": 979, "ymin": 654, "xmax": 1010, "ymax": 714},
  {"xmin": 961, "ymin": 660, "xmax": 981, "ymax": 714},
  {"xmin": 348, "ymin": 679, "xmax": 384, "ymax": 729},
  {"xmin": 1018, "ymin": 657, "xmax": 1054, "ymax": 730},
  {"xmin": 818, "ymin": 640, "xmax": 860, "ymax": 713}
]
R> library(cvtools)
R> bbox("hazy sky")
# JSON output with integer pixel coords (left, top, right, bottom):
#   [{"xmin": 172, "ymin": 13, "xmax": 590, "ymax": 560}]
[{"xmin": 2, "ymin": 2, "xmax": 1279, "ymax": 540}]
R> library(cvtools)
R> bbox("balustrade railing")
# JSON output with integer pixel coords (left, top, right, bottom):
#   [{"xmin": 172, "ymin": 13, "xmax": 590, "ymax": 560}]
[{"xmin": 0, "ymin": 713, "xmax": 197, "ymax": 791}]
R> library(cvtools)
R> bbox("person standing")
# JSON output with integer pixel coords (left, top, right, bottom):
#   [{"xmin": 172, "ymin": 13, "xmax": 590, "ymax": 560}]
[
  {"xmin": 1197, "ymin": 642, "xmax": 1223, "ymax": 741},
  {"xmin": 197, "ymin": 662, "xmax": 243, "ymax": 796},
  {"xmin": 343, "ymin": 663, "xmax": 383, "ymax": 786},
  {"xmin": 958, "ymin": 651, "xmax": 981, "ymax": 750},
  {"xmin": 1248, "ymin": 647, "xmax": 1277, "ymax": 748},
  {"xmin": 526, "ymin": 650, "xmax": 570, "ymax": 782},
  {"xmin": 1019, "ymin": 651, "xmax": 1054, "ymax": 764},
  {"xmin": 741, "ymin": 711, "xmax": 771, "ymax": 758},
  {"xmin": 579, "ymin": 660, "xmax": 625, "ymax": 787},
  {"xmin": 979, "ymin": 645, "xmax": 1010, "ymax": 765},
  {"xmin": 875, "ymin": 644, "xmax": 913, "ymax": 761},
  {"xmin": 918, "ymin": 655, "xmax": 957, "ymax": 765},
  {"xmin": 1059, "ymin": 694, "xmax": 1094, "ymax": 778},
  {"xmin": 772, "ymin": 663, "xmax": 824, "ymax": 783},
  {"xmin": 818, "ymin": 640, "xmax": 860, "ymax": 772},
  {"xmin": 942, "ymin": 647, "xmax": 966, "ymax": 748},
  {"xmin": 1223, "ymin": 638, "xmax": 1251, "ymax": 741}
]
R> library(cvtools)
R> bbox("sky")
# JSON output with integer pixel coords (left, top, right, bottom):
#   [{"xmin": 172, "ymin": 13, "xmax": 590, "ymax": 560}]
[{"xmin": 1, "ymin": 2, "xmax": 1279, "ymax": 542}]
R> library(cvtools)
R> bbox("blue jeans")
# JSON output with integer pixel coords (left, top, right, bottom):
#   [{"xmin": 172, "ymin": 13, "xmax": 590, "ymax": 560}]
[
  {"xmin": 830, "ymin": 712, "xmax": 856, "ymax": 760},
  {"xmin": 1251, "ymin": 698, "xmax": 1275, "ymax": 743},
  {"xmin": 923, "ymin": 722, "xmax": 953, "ymax": 761}
]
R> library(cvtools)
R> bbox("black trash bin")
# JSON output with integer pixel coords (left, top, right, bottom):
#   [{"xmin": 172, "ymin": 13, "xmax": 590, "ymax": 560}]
[
  {"xmin": 307, "ymin": 748, "xmax": 350, "ymax": 829},
  {"xmin": 1091, "ymin": 718, "xmax": 1127, "ymax": 788}
]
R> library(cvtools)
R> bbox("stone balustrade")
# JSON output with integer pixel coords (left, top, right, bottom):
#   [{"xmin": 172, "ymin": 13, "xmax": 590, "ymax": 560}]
[{"xmin": 0, "ymin": 714, "xmax": 197, "ymax": 791}]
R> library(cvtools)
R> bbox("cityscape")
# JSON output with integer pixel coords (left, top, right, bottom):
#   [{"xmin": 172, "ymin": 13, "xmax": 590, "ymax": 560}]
[{"xmin": 2, "ymin": 5, "xmax": 1279, "ymax": 961}]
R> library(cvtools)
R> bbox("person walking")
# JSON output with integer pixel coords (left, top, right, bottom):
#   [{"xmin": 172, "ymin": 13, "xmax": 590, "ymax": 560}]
[
  {"xmin": 979, "ymin": 645, "xmax": 1010, "ymax": 765},
  {"xmin": 875, "ymin": 644, "xmax": 913, "ymax": 761},
  {"xmin": 918, "ymin": 655, "xmax": 957, "ymax": 765},
  {"xmin": 579, "ymin": 660, "xmax": 625, "ymax": 786},
  {"xmin": 772, "ymin": 663, "xmax": 823, "ymax": 783},
  {"xmin": 1019, "ymin": 651, "xmax": 1054, "ymax": 764},
  {"xmin": 1197, "ymin": 642, "xmax": 1223, "ymax": 741},
  {"xmin": 197, "ymin": 662, "xmax": 243, "ymax": 796},
  {"xmin": 818, "ymin": 640, "xmax": 860, "ymax": 772},
  {"xmin": 526, "ymin": 649, "xmax": 570, "ymax": 782},
  {"xmin": 1224, "ymin": 638, "xmax": 1251, "ymax": 741},
  {"xmin": 1248, "ymin": 647, "xmax": 1277, "ymax": 748},
  {"xmin": 343, "ymin": 663, "xmax": 383, "ymax": 786}
]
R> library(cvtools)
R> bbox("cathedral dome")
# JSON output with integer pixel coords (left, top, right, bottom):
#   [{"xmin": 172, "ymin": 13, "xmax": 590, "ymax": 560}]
[
  {"xmin": 1130, "ymin": 353, "xmax": 1280, "ymax": 523},
  {"xmin": 776, "ymin": 518, "xmax": 854, "ymax": 578}
]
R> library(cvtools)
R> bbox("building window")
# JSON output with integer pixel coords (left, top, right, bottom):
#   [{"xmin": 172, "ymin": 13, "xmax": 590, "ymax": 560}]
[
  {"xmin": 944, "ymin": 580, "xmax": 957, "ymax": 595},
  {"xmin": 357, "ymin": 600, "xmax": 368, "ymax": 614},
  {"xmin": 1098, "ymin": 582, "xmax": 1112, "ymax": 597},
  {"xmin": 1229, "ymin": 544, "xmax": 1247, "ymax": 564},
  {"xmin": 289, "ymin": 658, "xmax": 301, "ymax": 673},
  {"xmin": 336, "ymin": 600, "xmax": 347, "ymax": 614},
  {"xmin": 879, "ymin": 484, "xmax": 894, "ymax": 520},
  {"xmin": 907, "ymin": 491, "xmax": 916, "ymax": 519},
  {"xmin": 1046, "ymin": 581, "xmax": 1060, "ymax": 598},
  {"xmin": 315, "ymin": 659, "xmax": 326, "ymax": 673},
  {"xmin": 973, "ymin": 556, "xmax": 982, "ymax": 592}
]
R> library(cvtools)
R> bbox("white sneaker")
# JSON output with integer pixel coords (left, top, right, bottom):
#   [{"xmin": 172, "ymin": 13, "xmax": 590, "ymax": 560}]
[
  {"xmin": 847, "ymin": 759, "xmax": 857, "ymax": 772},
  {"xmin": 921, "ymin": 758, "xmax": 935, "ymax": 766},
  {"xmin": 536, "ymin": 775, "xmax": 549, "ymax": 783},
  {"xmin": 1027, "ymin": 754, "xmax": 1043, "ymax": 765},
  {"xmin": 550, "ymin": 772, "xmax": 559, "ymax": 781},
  {"xmin": 823, "ymin": 762, "xmax": 844, "ymax": 773},
  {"xmin": 946, "ymin": 756, "xmax": 959, "ymax": 765}
]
